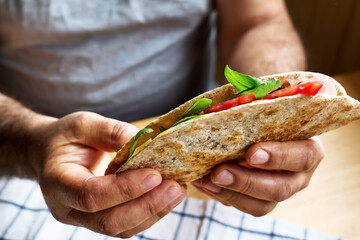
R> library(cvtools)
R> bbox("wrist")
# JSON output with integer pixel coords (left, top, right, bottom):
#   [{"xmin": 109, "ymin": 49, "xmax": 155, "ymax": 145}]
[
  {"xmin": 26, "ymin": 113, "xmax": 58, "ymax": 180},
  {"xmin": 0, "ymin": 93, "xmax": 58, "ymax": 179}
]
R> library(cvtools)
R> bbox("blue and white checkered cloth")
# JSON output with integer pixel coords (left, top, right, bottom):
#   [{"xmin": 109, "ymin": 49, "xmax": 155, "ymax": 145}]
[{"xmin": 0, "ymin": 177, "xmax": 345, "ymax": 240}]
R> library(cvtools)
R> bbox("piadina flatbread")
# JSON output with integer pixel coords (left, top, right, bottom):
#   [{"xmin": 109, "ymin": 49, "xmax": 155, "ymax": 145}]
[{"xmin": 105, "ymin": 71, "xmax": 360, "ymax": 183}]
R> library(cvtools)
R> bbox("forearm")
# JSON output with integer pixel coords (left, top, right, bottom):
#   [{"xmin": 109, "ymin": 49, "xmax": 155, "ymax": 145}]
[
  {"xmin": 216, "ymin": 0, "xmax": 306, "ymax": 79},
  {"xmin": 0, "ymin": 93, "xmax": 55, "ymax": 178},
  {"xmin": 226, "ymin": 16, "xmax": 306, "ymax": 77}
]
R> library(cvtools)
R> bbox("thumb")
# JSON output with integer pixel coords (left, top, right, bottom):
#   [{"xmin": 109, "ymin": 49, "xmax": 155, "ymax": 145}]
[{"xmin": 70, "ymin": 112, "xmax": 138, "ymax": 152}]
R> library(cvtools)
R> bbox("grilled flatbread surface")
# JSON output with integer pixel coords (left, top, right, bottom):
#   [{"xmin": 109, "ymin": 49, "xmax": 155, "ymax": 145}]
[{"xmin": 105, "ymin": 72, "xmax": 360, "ymax": 183}]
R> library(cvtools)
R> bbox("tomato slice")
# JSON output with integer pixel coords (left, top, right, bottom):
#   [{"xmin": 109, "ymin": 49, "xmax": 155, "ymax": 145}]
[
  {"xmin": 204, "ymin": 93, "xmax": 255, "ymax": 114},
  {"xmin": 300, "ymin": 77, "xmax": 337, "ymax": 95},
  {"xmin": 261, "ymin": 86, "xmax": 298, "ymax": 99},
  {"xmin": 261, "ymin": 81, "xmax": 323, "ymax": 99},
  {"xmin": 297, "ymin": 81, "xmax": 324, "ymax": 95}
]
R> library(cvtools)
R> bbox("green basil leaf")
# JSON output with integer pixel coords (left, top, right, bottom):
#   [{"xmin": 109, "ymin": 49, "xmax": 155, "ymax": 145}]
[
  {"xmin": 129, "ymin": 128, "xmax": 154, "ymax": 158},
  {"xmin": 180, "ymin": 98, "xmax": 212, "ymax": 118},
  {"xmin": 159, "ymin": 126, "xmax": 166, "ymax": 132},
  {"xmin": 224, "ymin": 65, "xmax": 263, "ymax": 92},
  {"xmin": 173, "ymin": 115, "xmax": 202, "ymax": 127},
  {"xmin": 240, "ymin": 78, "xmax": 281, "ymax": 99}
]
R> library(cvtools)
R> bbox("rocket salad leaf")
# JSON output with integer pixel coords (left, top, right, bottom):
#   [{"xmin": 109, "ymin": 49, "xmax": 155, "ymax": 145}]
[
  {"xmin": 180, "ymin": 98, "xmax": 212, "ymax": 118},
  {"xmin": 224, "ymin": 65, "xmax": 263, "ymax": 92},
  {"xmin": 225, "ymin": 66, "xmax": 281, "ymax": 99},
  {"xmin": 160, "ymin": 98, "xmax": 212, "ymax": 131},
  {"xmin": 129, "ymin": 128, "xmax": 154, "ymax": 158},
  {"xmin": 239, "ymin": 78, "xmax": 281, "ymax": 99},
  {"xmin": 173, "ymin": 115, "xmax": 202, "ymax": 127}
]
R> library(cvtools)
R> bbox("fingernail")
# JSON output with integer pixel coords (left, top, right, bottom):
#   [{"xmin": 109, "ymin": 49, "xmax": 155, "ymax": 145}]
[
  {"xmin": 214, "ymin": 170, "xmax": 234, "ymax": 185},
  {"xmin": 164, "ymin": 186, "xmax": 182, "ymax": 203},
  {"xmin": 250, "ymin": 149, "xmax": 269, "ymax": 165},
  {"xmin": 142, "ymin": 174, "xmax": 161, "ymax": 191},
  {"xmin": 204, "ymin": 181, "xmax": 221, "ymax": 193}
]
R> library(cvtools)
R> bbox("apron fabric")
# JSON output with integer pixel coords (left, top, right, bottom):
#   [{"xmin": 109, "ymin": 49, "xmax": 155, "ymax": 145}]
[{"xmin": 0, "ymin": 0, "xmax": 215, "ymax": 121}]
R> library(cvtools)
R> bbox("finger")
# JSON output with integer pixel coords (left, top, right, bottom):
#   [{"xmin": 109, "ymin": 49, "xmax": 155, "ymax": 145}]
[
  {"xmin": 208, "ymin": 163, "xmax": 309, "ymax": 202},
  {"xmin": 245, "ymin": 137, "xmax": 325, "ymax": 172},
  {"xmin": 192, "ymin": 176, "xmax": 277, "ymax": 217},
  {"xmin": 54, "ymin": 164, "xmax": 162, "ymax": 212},
  {"xmin": 117, "ymin": 190, "xmax": 185, "ymax": 238},
  {"xmin": 69, "ymin": 180, "xmax": 186, "ymax": 237},
  {"xmin": 68, "ymin": 112, "xmax": 138, "ymax": 152}
]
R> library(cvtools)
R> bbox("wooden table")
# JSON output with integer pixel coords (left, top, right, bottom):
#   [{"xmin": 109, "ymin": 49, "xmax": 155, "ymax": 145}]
[{"xmin": 129, "ymin": 71, "xmax": 360, "ymax": 240}]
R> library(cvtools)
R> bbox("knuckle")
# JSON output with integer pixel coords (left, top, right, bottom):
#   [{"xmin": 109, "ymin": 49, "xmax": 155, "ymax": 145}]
[
  {"xmin": 238, "ymin": 174, "xmax": 255, "ymax": 195},
  {"xmin": 117, "ymin": 178, "xmax": 138, "ymax": 202},
  {"xmin": 78, "ymin": 180, "xmax": 99, "ymax": 212},
  {"xmin": 222, "ymin": 192, "xmax": 242, "ymax": 207},
  {"xmin": 78, "ymin": 189, "xmax": 97, "ymax": 212},
  {"xmin": 304, "ymin": 139, "xmax": 325, "ymax": 171},
  {"xmin": 143, "ymin": 200, "xmax": 161, "ymax": 217},
  {"xmin": 277, "ymin": 147, "xmax": 289, "ymax": 168},
  {"xmin": 221, "ymin": 201, "xmax": 231, "ymax": 206},
  {"xmin": 70, "ymin": 112, "xmax": 93, "ymax": 137},
  {"xmin": 73, "ymin": 112, "xmax": 90, "ymax": 128},
  {"xmin": 51, "ymin": 210, "xmax": 67, "ymax": 224},
  {"xmin": 118, "ymin": 232, "xmax": 135, "ymax": 239},
  {"xmin": 157, "ymin": 204, "xmax": 173, "ymax": 219},
  {"xmin": 98, "ymin": 216, "xmax": 119, "ymax": 237},
  {"xmin": 139, "ymin": 193, "xmax": 166, "ymax": 218},
  {"xmin": 111, "ymin": 122, "xmax": 138, "ymax": 148},
  {"xmin": 304, "ymin": 148, "xmax": 316, "ymax": 171},
  {"xmin": 299, "ymin": 174, "xmax": 311, "ymax": 191},
  {"xmin": 111, "ymin": 122, "xmax": 131, "ymax": 143},
  {"xmin": 53, "ymin": 208, "xmax": 78, "ymax": 226},
  {"xmin": 272, "ymin": 180, "xmax": 293, "ymax": 202},
  {"xmin": 251, "ymin": 202, "xmax": 277, "ymax": 217}
]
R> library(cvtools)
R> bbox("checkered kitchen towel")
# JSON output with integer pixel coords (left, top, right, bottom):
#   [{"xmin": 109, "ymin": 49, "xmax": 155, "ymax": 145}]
[{"xmin": 0, "ymin": 177, "xmax": 345, "ymax": 240}]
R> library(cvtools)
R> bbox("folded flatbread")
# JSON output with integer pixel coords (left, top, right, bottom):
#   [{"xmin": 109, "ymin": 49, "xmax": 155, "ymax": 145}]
[{"xmin": 105, "ymin": 71, "xmax": 360, "ymax": 183}]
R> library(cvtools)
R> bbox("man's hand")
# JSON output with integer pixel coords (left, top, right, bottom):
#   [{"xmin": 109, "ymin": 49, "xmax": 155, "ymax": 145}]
[
  {"xmin": 34, "ymin": 112, "xmax": 186, "ymax": 238},
  {"xmin": 192, "ymin": 137, "xmax": 324, "ymax": 216}
]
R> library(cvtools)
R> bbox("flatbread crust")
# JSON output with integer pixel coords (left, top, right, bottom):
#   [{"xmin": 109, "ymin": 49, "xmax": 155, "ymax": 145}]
[{"xmin": 105, "ymin": 72, "xmax": 360, "ymax": 183}]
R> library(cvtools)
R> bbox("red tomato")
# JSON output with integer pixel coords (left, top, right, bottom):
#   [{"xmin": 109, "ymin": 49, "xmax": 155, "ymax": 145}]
[
  {"xmin": 261, "ymin": 86, "xmax": 298, "ymax": 99},
  {"xmin": 204, "ymin": 93, "xmax": 255, "ymax": 113},
  {"xmin": 302, "ymin": 77, "xmax": 337, "ymax": 95},
  {"xmin": 297, "ymin": 81, "xmax": 324, "ymax": 95},
  {"xmin": 261, "ymin": 81, "xmax": 323, "ymax": 99}
]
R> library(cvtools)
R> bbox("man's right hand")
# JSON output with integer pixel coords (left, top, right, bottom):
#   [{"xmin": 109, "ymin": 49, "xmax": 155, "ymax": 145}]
[{"xmin": 31, "ymin": 112, "xmax": 186, "ymax": 238}]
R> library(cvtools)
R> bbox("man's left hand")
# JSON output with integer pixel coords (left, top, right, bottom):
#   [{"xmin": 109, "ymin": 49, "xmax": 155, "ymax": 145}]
[{"xmin": 192, "ymin": 137, "xmax": 325, "ymax": 216}]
